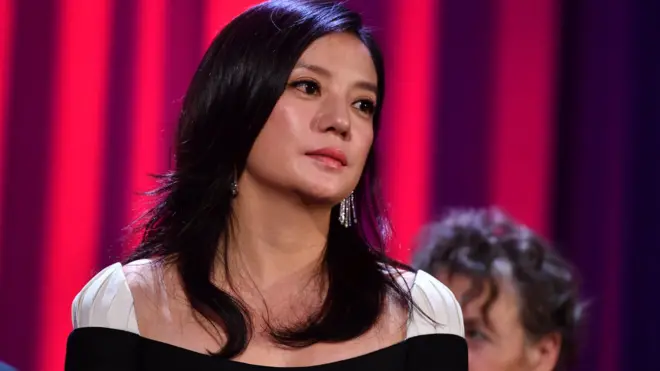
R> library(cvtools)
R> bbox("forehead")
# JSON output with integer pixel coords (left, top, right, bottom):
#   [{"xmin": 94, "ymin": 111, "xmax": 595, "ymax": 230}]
[
  {"xmin": 438, "ymin": 271, "xmax": 522, "ymax": 331},
  {"xmin": 296, "ymin": 33, "xmax": 377, "ymax": 83}
]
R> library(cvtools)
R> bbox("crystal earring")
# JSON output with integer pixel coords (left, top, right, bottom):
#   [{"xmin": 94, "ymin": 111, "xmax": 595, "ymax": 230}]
[
  {"xmin": 230, "ymin": 168, "xmax": 238, "ymax": 197},
  {"xmin": 339, "ymin": 191, "xmax": 357, "ymax": 228}
]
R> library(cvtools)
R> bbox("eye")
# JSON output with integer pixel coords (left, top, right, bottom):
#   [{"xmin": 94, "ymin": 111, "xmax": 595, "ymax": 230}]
[
  {"xmin": 289, "ymin": 79, "xmax": 321, "ymax": 96},
  {"xmin": 352, "ymin": 99, "xmax": 376, "ymax": 116},
  {"xmin": 465, "ymin": 327, "xmax": 490, "ymax": 342}
]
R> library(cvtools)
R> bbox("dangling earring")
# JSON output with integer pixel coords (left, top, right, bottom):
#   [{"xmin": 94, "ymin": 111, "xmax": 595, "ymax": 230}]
[
  {"xmin": 230, "ymin": 168, "xmax": 238, "ymax": 197},
  {"xmin": 230, "ymin": 180, "xmax": 238, "ymax": 197},
  {"xmin": 339, "ymin": 191, "xmax": 357, "ymax": 228}
]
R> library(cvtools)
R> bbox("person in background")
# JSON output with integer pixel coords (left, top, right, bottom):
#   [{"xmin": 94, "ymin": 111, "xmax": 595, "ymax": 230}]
[{"xmin": 412, "ymin": 208, "xmax": 586, "ymax": 371}]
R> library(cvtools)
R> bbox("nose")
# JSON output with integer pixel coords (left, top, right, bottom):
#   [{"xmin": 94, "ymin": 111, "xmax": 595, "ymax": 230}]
[{"xmin": 315, "ymin": 97, "xmax": 350, "ymax": 139}]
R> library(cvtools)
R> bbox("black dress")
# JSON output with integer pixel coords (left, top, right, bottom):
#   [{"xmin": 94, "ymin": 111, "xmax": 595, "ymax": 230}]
[
  {"xmin": 66, "ymin": 327, "xmax": 467, "ymax": 370},
  {"xmin": 66, "ymin": 262, "xmax": 468, "ymax": 370}
]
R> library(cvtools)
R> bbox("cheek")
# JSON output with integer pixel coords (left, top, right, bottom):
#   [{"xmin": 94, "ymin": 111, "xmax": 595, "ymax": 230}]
[
  {"xmin": 468, "ymin": 339, "xmax": 527, "ymax": 371},
  {"xmin": 468, "ymin": 345, "xmax": 508, "ymax": 371},
  {"xmin": 266, "ymin": 98, "xmax": 307, "ymax": 137},
  {"xmin": 252, "ymin": 99, "xmax": 310, "ymax": 158},
  {"xmin": 352, "ymin": 125, "xmax": 374, "ymax": 166}
]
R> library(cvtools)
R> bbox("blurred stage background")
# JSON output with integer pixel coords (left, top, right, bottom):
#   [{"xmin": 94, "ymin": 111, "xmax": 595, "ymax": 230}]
[{"xmin": 0, "ymin": 0, "xmax": 658, "ymax": 370}]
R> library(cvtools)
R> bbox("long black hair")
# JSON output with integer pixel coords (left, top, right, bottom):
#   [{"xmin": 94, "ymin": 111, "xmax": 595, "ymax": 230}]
[{"xmin": 127, "ymin": 0, "xmax": 415, "ymax": 358}]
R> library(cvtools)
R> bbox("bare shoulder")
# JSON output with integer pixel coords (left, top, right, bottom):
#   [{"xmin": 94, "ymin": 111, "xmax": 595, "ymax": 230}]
[
  {"xmin": 121, "ymin": 258, "xmax": 163, "ymax": 300},
  {"xmin": 122, "ymin": 259, "xmax": 222, "ymax": 350},
  {"xmin": 121, "ymin": 258, "xmax": 181, "ymax": 320}
]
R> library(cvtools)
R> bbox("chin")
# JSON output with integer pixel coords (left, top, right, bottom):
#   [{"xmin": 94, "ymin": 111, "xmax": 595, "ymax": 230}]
[{"xmin": 296, "ymin": 182, "xmax": 347, "ymax": 205}]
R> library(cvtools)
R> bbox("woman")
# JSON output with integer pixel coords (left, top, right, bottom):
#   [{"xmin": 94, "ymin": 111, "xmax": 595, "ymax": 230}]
[{"xmin": 65, "ymin": 1, "xmax": 466, "ymax": 369}]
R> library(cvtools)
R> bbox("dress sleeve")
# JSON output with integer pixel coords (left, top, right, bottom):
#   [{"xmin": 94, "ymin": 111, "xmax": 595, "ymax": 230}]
[
  {"xmin": 71, "ymin": 262, "xmax": 140, "ymax": 334},
  {"xmin": 406, "ymin": 270, "xmax": 465, "ymax": 338}
]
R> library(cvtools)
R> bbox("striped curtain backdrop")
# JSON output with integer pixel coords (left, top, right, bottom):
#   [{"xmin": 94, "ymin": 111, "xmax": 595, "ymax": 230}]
[{"xmin": 0, "ymin": 1, "xmax": 658, "ymax": 370}]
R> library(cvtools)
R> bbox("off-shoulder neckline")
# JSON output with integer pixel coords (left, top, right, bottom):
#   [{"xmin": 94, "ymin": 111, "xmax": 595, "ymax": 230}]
[{"xmin": 68, "ymin": 326, "xmax": 465, "ymax": 370}]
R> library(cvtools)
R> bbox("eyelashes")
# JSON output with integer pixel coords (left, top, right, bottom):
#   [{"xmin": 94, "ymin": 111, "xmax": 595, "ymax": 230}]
[
  {"xmin": 353, "ymin": 99, "xmax": 375, "ymax": 116},
  {"xmin": 290, "ymin": 79, "xmax": 321, "ymax": 96},
  {"xmin": 288, "ymin": 79, "xmax": 377, "ymax": 117}
]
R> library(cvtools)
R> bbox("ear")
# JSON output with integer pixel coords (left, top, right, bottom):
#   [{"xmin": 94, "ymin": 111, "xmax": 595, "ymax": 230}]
[{"xmin": 526, "ymin": 332, "xmax": 561, "ymax": 371}]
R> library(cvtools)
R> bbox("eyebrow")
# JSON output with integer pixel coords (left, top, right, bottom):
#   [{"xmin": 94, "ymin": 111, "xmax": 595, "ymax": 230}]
[
  {"xmin": 294, "ymin": 62, "xmax": 378, "ymax": 95},
  {"xmin": 464, "ymin": 317, "xmax": 481, "ymax": 328}
]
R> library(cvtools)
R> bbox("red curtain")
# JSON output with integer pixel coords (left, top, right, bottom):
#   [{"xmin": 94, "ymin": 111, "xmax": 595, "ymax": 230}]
[{"xmin": 4, "ymin": 1, "xmax": 652, "ymax": 371}]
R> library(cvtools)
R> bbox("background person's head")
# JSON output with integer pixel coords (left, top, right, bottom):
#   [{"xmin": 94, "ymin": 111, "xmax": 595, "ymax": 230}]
[{"xmin": 412, "ymin": 208, "xmax": 586, "ymax": 371}]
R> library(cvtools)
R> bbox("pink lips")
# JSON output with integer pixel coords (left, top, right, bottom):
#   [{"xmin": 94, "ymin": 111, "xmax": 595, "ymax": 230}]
[{"xmin": 306, "ymin": 148, "xmax": 348, "ymax": 169}]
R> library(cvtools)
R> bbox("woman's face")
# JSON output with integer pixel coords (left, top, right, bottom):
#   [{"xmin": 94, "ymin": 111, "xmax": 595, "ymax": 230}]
[{"xmin": 243, "ymin": 32, "xmax": 377, "ymax": 204}]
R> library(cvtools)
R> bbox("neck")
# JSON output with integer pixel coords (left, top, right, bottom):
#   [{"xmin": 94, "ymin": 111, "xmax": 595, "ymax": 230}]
[{"xmin": 223, "ymin": 178, "xmax": 332, "ymax": 291}]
